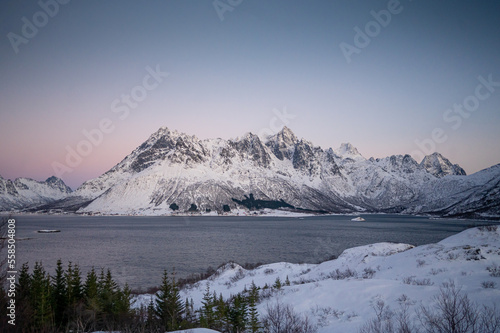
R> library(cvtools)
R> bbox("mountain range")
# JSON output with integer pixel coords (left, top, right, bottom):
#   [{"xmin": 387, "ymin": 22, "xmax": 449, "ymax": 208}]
[{"xmin": 1, "ymin": 127, "xmax": 499, "ymax": 219}]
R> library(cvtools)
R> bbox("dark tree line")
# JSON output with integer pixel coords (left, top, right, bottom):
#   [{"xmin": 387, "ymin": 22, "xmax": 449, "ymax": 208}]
[
  {"xmin": 2, "ymin": 260, "xmax": 132, "ymax": 332},
  {"xmin": 1, "ymin": 258, "xmax": 313, "ymax": 333}
]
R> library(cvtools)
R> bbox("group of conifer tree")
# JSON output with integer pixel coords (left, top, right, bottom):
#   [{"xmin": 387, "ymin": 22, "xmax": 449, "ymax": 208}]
[
  {"xmin": 4, "ymin": 260, "xmax": 133, "ymax": 332},
  {"xmin": 0, "ymin": 259, "xmax": 273, "ymax": 332}
]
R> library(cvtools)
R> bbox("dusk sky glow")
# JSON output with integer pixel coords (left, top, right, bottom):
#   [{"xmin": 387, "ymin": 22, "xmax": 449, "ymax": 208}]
[{"xmin": 1, "ymin": 0, "xmax": 499, "ymax": 189}]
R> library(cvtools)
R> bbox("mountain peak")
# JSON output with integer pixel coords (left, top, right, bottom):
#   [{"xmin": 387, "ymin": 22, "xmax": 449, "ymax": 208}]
[
  {"xmin": 420, "ymin": 152, "xmax": 466, "ymax": 178},
  {"xmin": 334, "ymin": 143, "xmax": 363, "ymax": 160},
  {"xmin": 273, "ymin": 126, "xmax": 298, "ymax": 145},
  {"xmin": 264, "ymin": 127, "xmax": 298, "ymax": 161},
  {"xmin": 45, "ymin": 176, "xmax": 73, "ymax": 193}
]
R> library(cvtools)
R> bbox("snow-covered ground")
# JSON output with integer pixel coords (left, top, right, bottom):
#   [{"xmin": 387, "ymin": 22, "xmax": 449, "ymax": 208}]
[{"xmin": 132, "ymin": 226, "xmax": 500, "ymax": 333}]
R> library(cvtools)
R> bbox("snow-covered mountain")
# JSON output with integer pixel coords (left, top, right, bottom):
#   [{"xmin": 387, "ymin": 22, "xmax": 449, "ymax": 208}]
[
  {"xmin": 420, "ymin": 152, "xmax": 466, "ymax": 178},
  {"xmin": 0, "ymin": 175, "xmax": 72, "ymax": 211},
  {"xmin": 2, "ymin": 127, "xmax": 498, "ymax": 218},
  {"xmin": 57, "ymin": 126, "xmax": 495, "ymax": 218}
]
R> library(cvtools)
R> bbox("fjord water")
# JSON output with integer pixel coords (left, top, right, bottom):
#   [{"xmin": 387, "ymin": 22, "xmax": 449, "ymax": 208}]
[{"xmin": 13, "ymin": 214, "xmax": 488, "ymax": 289}]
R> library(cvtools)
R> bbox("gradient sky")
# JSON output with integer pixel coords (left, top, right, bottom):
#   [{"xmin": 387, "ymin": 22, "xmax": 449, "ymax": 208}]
[{"xmin": 1, "ymin": 0, "xmax": 499, "ymax": 189}]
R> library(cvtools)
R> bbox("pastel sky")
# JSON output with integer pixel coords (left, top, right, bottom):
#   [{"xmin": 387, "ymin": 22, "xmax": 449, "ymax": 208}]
[{"xmin": 1, "ymin": 0, "xmax": 499, "ymax": 189}]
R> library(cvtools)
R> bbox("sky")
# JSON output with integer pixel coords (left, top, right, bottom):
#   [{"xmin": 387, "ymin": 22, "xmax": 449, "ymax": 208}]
[{"xmin": 1, "ymin": 0, "xmax": 499, "ymax": 189}]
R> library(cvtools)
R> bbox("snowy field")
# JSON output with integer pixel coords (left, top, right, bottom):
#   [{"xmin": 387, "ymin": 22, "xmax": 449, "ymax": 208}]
[{"xmin": 132, "ymin": 226, "xmax": 500, "ymax": 333}]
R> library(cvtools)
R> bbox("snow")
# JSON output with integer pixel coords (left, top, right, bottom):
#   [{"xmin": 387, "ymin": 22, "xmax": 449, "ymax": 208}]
[{"xmin": 131, "ymin": 226, "xmax": 500, "ymax": 333}]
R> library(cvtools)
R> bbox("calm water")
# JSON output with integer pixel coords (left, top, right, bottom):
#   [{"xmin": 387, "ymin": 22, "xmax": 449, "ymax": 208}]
[{"xmin": 8, "ymin": 214, "xmax": 495, "ymax": 289}]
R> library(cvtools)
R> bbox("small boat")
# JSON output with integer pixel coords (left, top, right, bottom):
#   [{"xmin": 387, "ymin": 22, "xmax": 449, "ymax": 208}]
[
  {"xmin": 351, "ymin": 217, "xmax": 365, "ymax": 222},
  {"xmin": 37, "ymin": 230, "xmax": 61, "ymax": 233}
]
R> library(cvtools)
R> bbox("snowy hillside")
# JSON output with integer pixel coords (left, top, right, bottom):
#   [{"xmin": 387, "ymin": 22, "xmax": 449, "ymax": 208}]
[
  {"xmin": 132, "ymin": 226, "xmax": 500, "ymax": 333},
  {"xmin": 0, "ymin": 175, "xmax": 72, "ymax": 211}
]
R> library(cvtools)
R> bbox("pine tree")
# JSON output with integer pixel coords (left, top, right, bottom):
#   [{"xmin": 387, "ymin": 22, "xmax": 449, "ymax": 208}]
[
  {"xmin": 155, "ymin": 269, "xmax": 185, "ymax": 331},
  {"xmin": 51, "ymin": 259, "xmax": 67, "ymax": 328},
  {"xmin": 16, "ymin": 263, "xmax": 33, "ymax": 331},
  {"xmin": 71, "ymin": 263, "xmax": 84, "ymax": 303},
  {"xmin": 100, "ymin": 269, "xmax": 119, "ymax": 314},
  {"xmin": 214, "ymin": 293, "xmax": 228, "ymax": 331},
  {"xmin": 31, "ymin": 262, "xmax": 54, "ymax": 329},
  {"xmin": 273, "ymin": 277, "xmax": 282, "ymax": 290},
  {"xmin": 116, "ymin": 283, "xmax": 132, "ymax": 315},
  {"xmin": 65, "ymin": 261, "xmax": 84, "ymax": 326},
  {"xmin": 184, "ymin": 298, "xmax": 196, "ymax": 327},
  {"xmin": 247, "ymin": 281, "xmax": 261, "ymax": 333},
  {"xmin": 228, "ymin": 293, "xmax": 248, "ymax": 333},
  {"xmin": 199, "ymin": 284, "xmax": 215, "ymax": 328},
  {"xmin": 84, "ymin": 267, "xmax": 99, "ymax": 309},
  {"xmin": 285, "ymin": 275, "xmax": 291, "ymax": 286},
  {"xmin": 146, "ymin": 296, "xmax": 158, "ymax": 330},
  {"xmin": 98, "ymin": 268, "xmax": 119, "ymax": 330},
  {"xmin": 83, "ymin": 267, "xmax": 99, "ymax": 332}
]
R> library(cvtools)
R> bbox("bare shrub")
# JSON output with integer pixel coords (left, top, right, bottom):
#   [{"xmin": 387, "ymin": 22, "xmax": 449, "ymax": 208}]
[
  {"xmin": 429, "ymin": 268, "xmax": 446, "ymax": 276},
  {"xmin": 478, "ymin": 225, "xmax": 498, "ymax": 232},
  {"xmin": 310, "ymin": 305, "xmax": 344, "ymax": 327},
  {"xmin": 402, "ymin": 276, "xmax": 433, "ymax": 286},
  {"xmin": 359, "ymin": 283, "xmax": 500, "ymax": 333},
  {"xmin": 358, "ymin": 295, "xmax": 417, "ymax": 333},
  {"xmin": 264, "ymin": 268, "xmax": 275, "ymax": 275},
  {"xmin": 262, "ymin": 301, "xmax": 317, "ymax": 333},
  {"xmin": 481, "ymin": 281, "xmax": 497, "ymax": 289},
  {"xmin": 328, "ymin": 268, "xmax": 357, "ymax": 280},
  {"xmin": 478, "ymin": 305, "xmax": 500, "ymax": 333},
  {"xmin": 419, "ymin": 281, "xmax": 479, "ymax": 333},
  {"xmin": 402, "ymin": 276, "xmax": 416, "ymax": 285},
  {"xmin": 363, "ymin": 267, "xmax": 376, "ymax": 279},
  {"xmin": 417, "ymin": 259, "xmax": 426, "ymax": 268},
  {"xmin": 230, "ymin": 268, "xmax": 246, "ymax": 283},
  {"xmin": 487, "ymin": 263, "xmax": 500, "ymax": 277}
]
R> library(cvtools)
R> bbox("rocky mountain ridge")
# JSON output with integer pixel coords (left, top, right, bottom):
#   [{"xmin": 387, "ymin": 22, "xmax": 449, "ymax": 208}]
[{"xmin": 1, "ymin": 127, "xmax": 498, "ymax": 219}]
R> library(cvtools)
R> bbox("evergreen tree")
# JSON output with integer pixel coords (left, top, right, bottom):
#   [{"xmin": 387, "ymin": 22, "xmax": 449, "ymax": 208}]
[
  {"xmin": 285, "ymin": 275, "xmax": 291, "ymax": 286},
  {"xmin": 214, "ymin": 293, "xmax": 228, "ymax": 331},
  {"xmin": 247, "ymin": 281, "xmax": 261, "ymax": 333},
  {"xmin": 184, "ymin": 298, "xmax": 196, "ymax": 327},
  {"xmin": 84, "ymin": 267, "xmax": 100, "ymax": 310},
  {"xmin": 31, "ymin": 262, "xmax": 54, "ymax": 329},
  {"xmin": 155, "ymin": 270, "xmax": 185, "ymax": 331},
  {"xmin": 51, "ymin": 259, "xmax": 67, "ymax": 328},
  {"xmin": 146, "ymin": 296, "xmax": 158, "ymax": 330},
  {"xmin": 199, "ymin": 284, "xmax": 215, "ymax": 328},
  {"xmin": 273, "ymin": 277, "xmax": 282, "ymax": 290},
  {"xmin": 98, "ymin": 268, "xmax": 120, "ymax": 330},
  {"xmin": 115, "ymin": 283, "xmax": 132, "ymax": 329},
  {"xmin": 82, "ymin": 266, "xmax": 100, "ymax": 332},
  {"xmin": 16, "ymin": 263, "xmax": 33, "ymax": 331},
  {"xmin": 100, "ymin": 269, "xmax": 119, "ymax": 315},
  {"xmin": 228, "ymin": 293, "xmax": 248, "ymax": 333}
]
